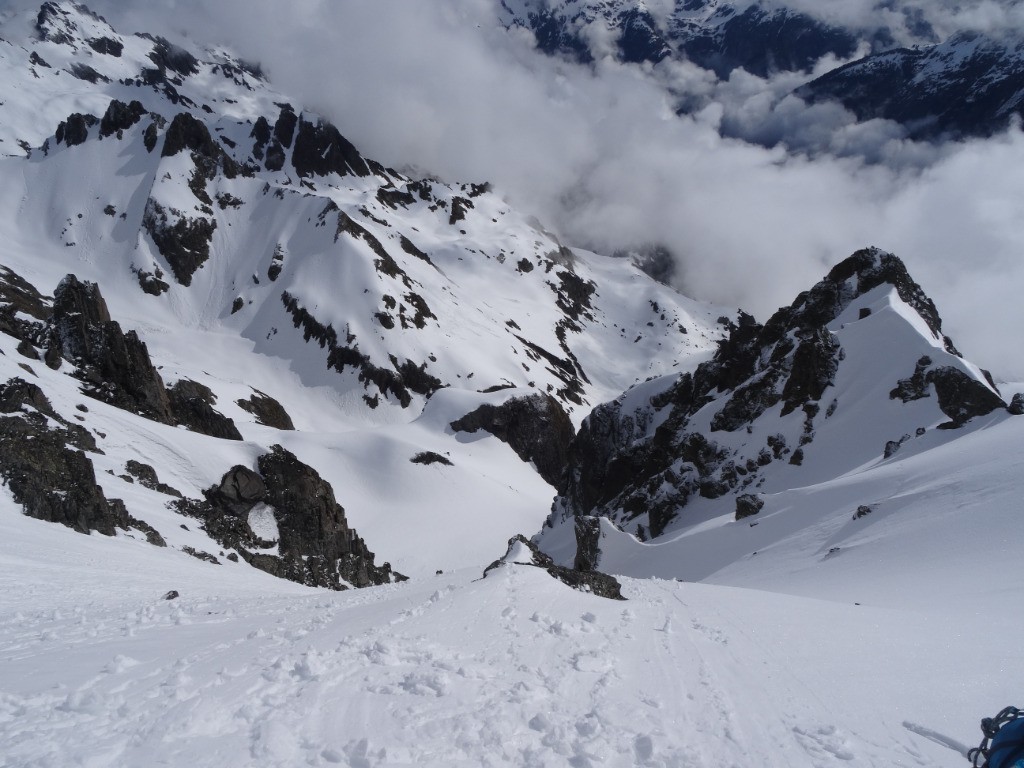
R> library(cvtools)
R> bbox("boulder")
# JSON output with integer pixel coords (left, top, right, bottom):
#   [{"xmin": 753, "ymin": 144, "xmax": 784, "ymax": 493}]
[{"xmin": 235, "ymin": 389, "xmax": 294, "ymax": 430}]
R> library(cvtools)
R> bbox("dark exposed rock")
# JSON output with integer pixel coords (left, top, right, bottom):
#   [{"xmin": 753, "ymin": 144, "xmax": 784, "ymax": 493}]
[
  {"xmin": 449, "ymin": 196, "xmax": 473, "ymax": 225},
  {"xmin": 0, "ymin": 265, "xmax": 50, "ymax": 344},
  {"xmin": 550, "ymin": 248, "xmax": 999, "ymax": 561},
  {"xmin": 450, "ymin": 393, "xmax": 575, "ymax": 488},
  {"xmin": 929, "ymin": 366, "xmax": 1006, "ymax": 428},
  {"xmin": 0, "ymin": 408, "xmax": 126, "ymax": 536},
  {"xmin": 124, "ymin": 459, "xmax": 182, "ymax": 498},
  {"xmin": 46, "ymin": 275, "xmax": 174, "ymax": 423},
  {"xmin": 36, "ymin": 2, "xmax": 78, "ymax": 45},
  {"xmin": 780, "ymin": 329, "xmax": 841, "ymax": 416},
  {"xmin": 398, "ymin": 236, "xmax": 432, "ymax": 265},
  {"xmin": 617, "ymin": 7, "xmax": 670, "ymax": 64},
  {"xmin": 16, "ymin": 339, "xmax": 39, "ymax": 361},
  {"xmin": 250, "ymin": 115, "xmax": 271, "ymax": 159},
  {"xmin": 273, "ymin": 104, "xmax": 298, "ymax": 148},
  {"xmin": 1009, "ymin": 394, "xmax": 1024, "ymax": 416},
  {"xmin": 572, "ymin": 516, "xmax": 602, "ymax": 572},
  {"xmin": 30, "ymin": 51, "xmax": 51, "ymax": 68},
  {"xmin": 99, "ymin": 99, "xmax": 146, "ymax": 138},
  {"xmin": 161, "ymin": 111, "xmax": 217, "ymax": 159},
  {"xmin": 69, "ymin": 63, "xmax": 108, "ymax": 84},
  {"xmin": 147, "ymin": 35, "xmax": 199, "ymax": 77},
  {"xmin": 185, "ymin": 446, "xmax": 400, "ymax": 589},
  {"xmin": 735, "ymin": 494, "xmax": 764, "ymax": 520},
  {"xmin": 292, "ymin": 116, "xmax": 370, "ymax": 178},
  {"xmin": 182, "ymin": 546, "xmax": 220, "ymax": 565},
  {"xmin": 143, "ymin": 122, "xmax": 159, "ymax": 152},
  {"xmin": 55, "ymin": 112, "xmax": 97, "ymax": 146},
  {"xmin": 230, "ymin": 296, "xmax": 244, "ymax": 314},
  {"xmin": 890, "ymin": 356, "xmax": 1004, "ymax": 427},
  {"xmin": 166, "ymin": 379, "xmax": 242, "ymax": 440},
  {"xmin": 281, "ymin": 291, "xmax": 442, "ymax": 408},
  {"xmin": 142, "ymin": 199, "xmax": 217, "ymax": 286},
  {"xmin": 377, "ymin": 187, "xmax": 417, "ymax": 210},
  {"xmin": 268, "ymin": 245, "xmax": 285, "ymax": 281},
  {"xmin": 236, "ymin": 389, "xmax": 295, "ymax": 430},
  {"xmin": 135, "ymin": 268, "xmax": 170, "ymax": 296},
  {"xmin": 854, "ymin": 505, "xmax": 873, "ymax": 520},
  {"xmin": 87, "ymin": 36, "xmax": 123, "ymax": 56},
  {"xmin": 410, "ymin": 451, "xmax": 453, "ymax": 466},
  {"xmin": 890, "ymin": 355, "xmax": 933, "ymax": 402},
  {"xmin": 163, "ymin": 590, "xmax": 179, "ymax": 600},
  {"xmin": 484, "ymin": 534, "xmax": 624, "ymax": 600}
]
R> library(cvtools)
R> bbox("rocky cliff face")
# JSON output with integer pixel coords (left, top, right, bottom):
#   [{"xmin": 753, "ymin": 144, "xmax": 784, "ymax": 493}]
[{"xmin": 539, "ymin": 248, "xmax": 1011, "ymax": 565}]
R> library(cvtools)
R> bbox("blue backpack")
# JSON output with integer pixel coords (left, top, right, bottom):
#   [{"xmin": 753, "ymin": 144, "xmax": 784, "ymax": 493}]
[{"xmin": 970, "ymin": 707, "xmax": 1024, "ymax": 768}]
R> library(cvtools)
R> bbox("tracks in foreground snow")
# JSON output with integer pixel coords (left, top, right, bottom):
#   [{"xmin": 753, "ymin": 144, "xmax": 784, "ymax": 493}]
[{"xmin": 0, "ymin": 567, "xmax": 951, "ymax": 767}]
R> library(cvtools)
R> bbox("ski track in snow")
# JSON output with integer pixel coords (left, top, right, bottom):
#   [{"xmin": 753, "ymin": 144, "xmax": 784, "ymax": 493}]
[{"xmin": 0, "ymin": 564, "xmax": 951, "ymax": 768}]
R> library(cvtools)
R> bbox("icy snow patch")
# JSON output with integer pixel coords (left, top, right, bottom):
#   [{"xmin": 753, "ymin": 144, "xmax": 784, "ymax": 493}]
[{"xmin": 247, "ymin": 503, "xmax": 280, "ymax": 544}]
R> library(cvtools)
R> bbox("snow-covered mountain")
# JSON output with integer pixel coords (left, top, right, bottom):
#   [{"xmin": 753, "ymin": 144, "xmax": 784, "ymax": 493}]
[
  {"xmin": 0, "ymin": 1, "xmax": 730, "ymax": 584},
  {"xmin": 502, "ymin": 0, "xmax": 1024, "ymax": 142},
  {"xmin": 535, "ymin": 247, "xmax": 1021, "ymax": 576},
  {"xmin": 2, "ymin": 4, "xmax": 1024, "ymax": 766},
  {"xmin": 499, "ymin": 0, "xmax": 869, "ymax": 75},
  {"xmin": 798, "ymin": 30, "xmax": 1024, "ymax": 139}
]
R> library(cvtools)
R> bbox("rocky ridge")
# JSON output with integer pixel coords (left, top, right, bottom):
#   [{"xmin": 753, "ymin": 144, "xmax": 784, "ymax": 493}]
[{"xmin": 537, "ymin": 248, "xmax": 1013, "ymax": 568}]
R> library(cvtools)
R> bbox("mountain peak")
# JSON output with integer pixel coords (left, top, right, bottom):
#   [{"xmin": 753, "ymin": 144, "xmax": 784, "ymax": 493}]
[
  {"xmin": 36, "ymin": 1, "xmax": 115, "ymax": 48},
  {"xmin": 780, "ymin": 247, "xmax": 952, "ymax": 353}
]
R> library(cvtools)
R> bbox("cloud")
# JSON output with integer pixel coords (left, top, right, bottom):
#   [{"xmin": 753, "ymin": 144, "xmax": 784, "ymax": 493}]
[{"xmin": 6, "ymin": 0, "xmax": 1024, "ymax": 380}]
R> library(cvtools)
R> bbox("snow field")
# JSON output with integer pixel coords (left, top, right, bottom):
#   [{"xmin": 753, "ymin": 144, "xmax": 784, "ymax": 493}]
[{"xmin": 0, "ymin": 501, "xmax": 1002, "ymax": 768}]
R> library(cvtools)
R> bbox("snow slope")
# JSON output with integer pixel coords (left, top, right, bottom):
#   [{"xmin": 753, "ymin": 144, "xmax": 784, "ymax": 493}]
[{"xmin": 1, "ymin": 489, "xmax": 1018, "ymax": 767}]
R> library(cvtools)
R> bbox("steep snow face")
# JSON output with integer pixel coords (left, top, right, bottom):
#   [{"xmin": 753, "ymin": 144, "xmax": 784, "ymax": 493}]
[
  {"xmin": 537, "ymin": 248, "xmax": 1014, "ymax": 572},
  {"xmin": 0, "ymin": 1, "xmax": 731, "ymax": 581}
]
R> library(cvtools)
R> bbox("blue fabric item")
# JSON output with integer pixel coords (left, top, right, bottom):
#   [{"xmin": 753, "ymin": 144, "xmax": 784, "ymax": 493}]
[{"xmin": 988, "ymin": 718, "xmax": 1024, "ymax": 768}]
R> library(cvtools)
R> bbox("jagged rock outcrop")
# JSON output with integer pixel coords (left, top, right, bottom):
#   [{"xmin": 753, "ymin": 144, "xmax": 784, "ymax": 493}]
[
  {"xmin": 546, "ymin": 248, "xmax": 1008, "ymax": 545},
  {"xmin": 182, "ymin": 446, "xmax": 401, "ymax": 589},
  {"xmin": 0, "ymin": 265, "xmax": 51, "ymax": 342},
  {"xmin": 450, "ymin": 394, "xmax": 575, "ymax": 488},
  {"xmin": 124, "ymin": 459, "xmax": 182, "ymax": 498},
  {"xmin": 484, "ymin": 534, "xmax": 625, "ymax": 600},
  {"xmin": 99, "ymin": 99, "xmax": 146, "ymax": 138},
  {"xmin": 235, "ymin": 389, "xmax": 294, "ymax": 430},
  {"xmin": 142, "ymin": 199, "xmax": 217, "ymax": 287},
  {"xmin": 891, "ymin": 356, "xmax": 1005, "ymax": 428},
  {"xmin": 291, "ymin": 115, "xmax": 370, "ymax": 179},
  {"xmin": 166, "ymin": 379, "xmax": 242, "ymax": 440},
  {"xmin": 0, "ymin": 377, "xmax": 164, "ymax": 543},
  {"xmin": 46, "ymin": 275, "xmax": 174, "ymax": 422}
]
